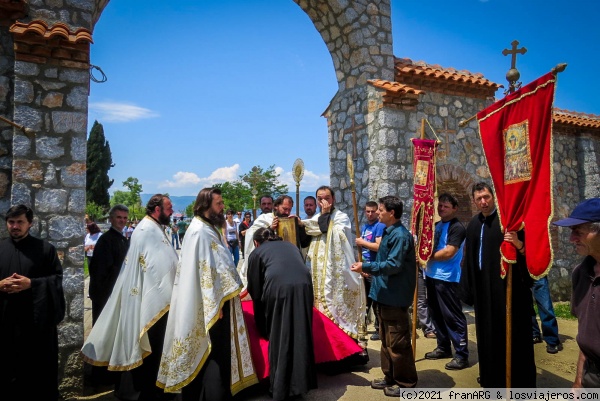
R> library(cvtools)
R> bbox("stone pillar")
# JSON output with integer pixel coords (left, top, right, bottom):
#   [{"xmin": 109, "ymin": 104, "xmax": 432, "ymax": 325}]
[
  {"xmin": 8, "ymin": 13, "xmax": 93, "ymax": 397},
  {"xmin": 576, "ymin": 134, "xmax": 600, "ymax": 199},
  {"xmin": 295, "ymin": 0, "xmax": 395, "ymax": 225}
]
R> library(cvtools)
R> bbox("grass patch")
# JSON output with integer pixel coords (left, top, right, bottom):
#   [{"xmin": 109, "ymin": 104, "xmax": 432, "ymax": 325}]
[
  {"xmin": 84, "ymin": 257, "xmax": 89, "ymax": 278},
  {"xmin": 534, "ymin": 301, "xmax": 575, "ymax": 320},
  {"xmin": 553, "ymin": 301, "xmax": 576, "ymax": 320}
]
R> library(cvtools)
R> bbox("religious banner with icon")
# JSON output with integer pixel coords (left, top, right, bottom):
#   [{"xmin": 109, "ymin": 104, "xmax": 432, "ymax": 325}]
[
  {"xmin": 477, "ymin": 72, "xmax": 555, "ymax": 278},
  {"xmin": 410, "ymin": 138, "xmax": 439, "ymax": 265}
]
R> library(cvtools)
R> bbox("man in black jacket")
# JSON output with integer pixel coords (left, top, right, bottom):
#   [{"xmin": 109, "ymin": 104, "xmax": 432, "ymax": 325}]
[{"xmin": 89, "ymin": 204, "xmax": 129, "ymax": 323}]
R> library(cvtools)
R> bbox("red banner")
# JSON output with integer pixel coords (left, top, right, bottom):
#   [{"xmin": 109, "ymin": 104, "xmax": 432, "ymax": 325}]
[
  {"xmin": 476, "ymin": 72, "xmax": 555, "ymax": 278},
  {"xmin": 410, "ymin": 138, "xmax": 438, "ymax": 265}
]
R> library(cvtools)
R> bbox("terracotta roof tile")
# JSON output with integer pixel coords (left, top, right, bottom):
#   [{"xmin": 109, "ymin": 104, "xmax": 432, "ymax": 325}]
[
  {"xmin": 9, "ymin": 20, "xmax": 91, "ymax": 68},
  {"xmin": 394, "ymin": 57, "xmax": 501, "ymax": 99},
  {"xmin": 368, "ymin": 79, "xmax": 423, "ymax": 109},
  {"xmin": 10, "ymin": 21, "xmax": 93, "ymax": 44},
  {"xmin": 0, "ymin": 0, "xmax": 26, "ymax": 26},
  {"xmin": 553, "ymin": 108, "xmax": 600, "ymax": 131},
  {"xmin": 368, "ymin": 79, "xmax": 425, "ymax": 95}
]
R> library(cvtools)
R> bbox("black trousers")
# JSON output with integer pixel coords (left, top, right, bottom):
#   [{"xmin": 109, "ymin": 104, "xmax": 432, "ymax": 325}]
[{"xmin": 182, "ymin": 301, "xmax": 232, "ymax": 401}]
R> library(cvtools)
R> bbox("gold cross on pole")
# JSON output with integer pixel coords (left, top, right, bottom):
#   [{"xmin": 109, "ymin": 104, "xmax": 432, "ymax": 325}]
[{"xmin": 343, "ymin": 117, "xmax": 365, "ymax": 160}]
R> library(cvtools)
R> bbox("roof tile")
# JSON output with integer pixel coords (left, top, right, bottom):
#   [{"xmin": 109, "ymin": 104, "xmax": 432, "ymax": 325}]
[
  {"xmin": 394, "ymin": 57, "xmax": 501, "ymax": 99},
  {"xmin": 553, "ymin": 108, "xmax": 600, "ymax": 131}
]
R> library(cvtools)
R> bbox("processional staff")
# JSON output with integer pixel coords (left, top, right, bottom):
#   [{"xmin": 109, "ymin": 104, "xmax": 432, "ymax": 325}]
[
  {"xmin": 347, "ymin": 154, "xmax": 368, "ymax": 349},
  {"xmin": 292, "ymin": 158, "xmax": 304, "ymax": 217}
]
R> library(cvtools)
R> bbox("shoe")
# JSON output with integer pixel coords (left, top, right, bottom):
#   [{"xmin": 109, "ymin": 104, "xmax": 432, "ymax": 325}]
[
  {"xmin": 370, "ymin": 333, "xmax": 380, "ymax": 341},
  {"xmin": 425, "ymin": 348, "xmax": 452, "ymax": 360},
  {"xmin": 533, "ymin": 336, "xmax": 543, "ymax": 344},
  {"xmin": 384, "ymin": 385, "xmax": 402, "ymax": 397},
  {"xmin": 546, "ymin": 343, "xmax": 563, "ymax": 354},
  {"xmin": 445, "ymin": 357, "xmax": 469, "ymax": 370},
  {"xmin": 424, "ymin": 332, "xmax": 437, "ymax": 339},
  {"xmin": 371, "ymin": 377, "xmax": 394, "ymax": 390}
]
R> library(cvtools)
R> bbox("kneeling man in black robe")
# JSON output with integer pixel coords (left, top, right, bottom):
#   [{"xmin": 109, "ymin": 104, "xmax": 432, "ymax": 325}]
[{"xmin": 247, "ymin": 227, "xmax": 318, "ymax": 400}]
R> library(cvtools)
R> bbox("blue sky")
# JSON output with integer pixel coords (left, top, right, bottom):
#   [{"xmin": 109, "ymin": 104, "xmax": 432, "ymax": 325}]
[{"xmin": 88, "ymin": 0, "xmax": 599, "ymax": 197}]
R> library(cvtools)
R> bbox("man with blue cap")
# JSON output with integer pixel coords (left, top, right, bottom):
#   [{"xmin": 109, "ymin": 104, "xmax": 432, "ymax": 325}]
[{"xmin": 553, "ymin": 198, "xmax": 600, "ymax": 389}]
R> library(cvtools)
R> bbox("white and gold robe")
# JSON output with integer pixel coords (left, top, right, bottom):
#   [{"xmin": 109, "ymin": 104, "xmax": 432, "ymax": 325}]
[
  {"xmin": 238, "ymin": 212, "xmax": 274, "ymax": 288},
  {"xmin": 81, "ymin": 216, "xmax": 178, "ymax": 370},
  {"xmin": 304, "ymin": 209, "xmax": 366, "ymax": 338},
  {"xmin": 157, "ymin": 216, "xmax": 257, "ymax": 394}
]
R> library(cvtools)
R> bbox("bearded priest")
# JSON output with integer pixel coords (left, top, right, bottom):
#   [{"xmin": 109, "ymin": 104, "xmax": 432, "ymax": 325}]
[{"xmin": 157, "ymin": 187, "xmax": 257, "ymax": 400}]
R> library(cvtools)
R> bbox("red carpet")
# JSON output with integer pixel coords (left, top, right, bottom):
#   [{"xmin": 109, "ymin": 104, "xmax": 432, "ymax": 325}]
[{"xmin": 241, "ymin": 300, "xmax": 362, "ymax": 379}]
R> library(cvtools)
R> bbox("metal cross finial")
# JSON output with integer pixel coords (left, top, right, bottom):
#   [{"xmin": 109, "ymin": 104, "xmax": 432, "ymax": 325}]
[{"xmin": 502, "ymin": 40, "xmax": 527, "ymax": 95}]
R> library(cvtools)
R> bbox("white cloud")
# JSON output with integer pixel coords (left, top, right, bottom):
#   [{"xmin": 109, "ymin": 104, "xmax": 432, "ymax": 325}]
[
  {"xmin": 275, "ymin": 165, "xmax": 329, "ymax": 192},
  {"xmin": 158, "ymin": 164, "xmax": 241, "ymax": 189},
  {"xmin": 89, "ymin": 101, "xmax": 159, "ymax": 123}
]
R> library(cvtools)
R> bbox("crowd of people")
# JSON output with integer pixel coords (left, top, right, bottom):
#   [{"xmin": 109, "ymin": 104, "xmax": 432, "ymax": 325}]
[{"xmin": 2, "ymin": 185, "xmax": 599, "ymax": 401}]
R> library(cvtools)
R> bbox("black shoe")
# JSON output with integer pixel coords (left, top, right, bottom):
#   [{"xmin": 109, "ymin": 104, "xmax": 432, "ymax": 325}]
[
  {"xmin": 546, "ymin": 343, "xmax": 563, "ymax": 354},
  {"xmin": 383, "ymin": 385, "xmax": 402, "ymax": 397},
  {"xmin": 533, "ymin": 336, "xmax": 543, "ymax": 344},
  {"xmin": 445, "ymin": 357, "xmax": 469, "ymax": 370},
  {"xmin": 425, "ymin": 348, "xmax": 452, "ymax": 360},
  {"xmin": 370, "ymin": 333, "xmax": 380, "ymax": 341},
  {"xmin": 371, "ymin": 377, "xmax": 394, "ymax": 390}
]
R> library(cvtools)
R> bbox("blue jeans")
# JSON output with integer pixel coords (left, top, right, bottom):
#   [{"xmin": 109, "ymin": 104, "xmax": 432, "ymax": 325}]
[
  {"xmin": 229, "ymin": 244, "xmax": 240, "ymax": 268},
  {"xmin": 171, "ymin": 233, "xmax": 180, "ymax": 249},
  {"xmin": 532, "ymin": 276, "xmax": 560, "ymax": 346}
]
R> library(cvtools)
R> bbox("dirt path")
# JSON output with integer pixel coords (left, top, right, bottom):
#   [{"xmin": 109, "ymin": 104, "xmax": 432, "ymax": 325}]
[{"xmin": 78, "ymin": 307, "xmax": 579, "ymax": 401}]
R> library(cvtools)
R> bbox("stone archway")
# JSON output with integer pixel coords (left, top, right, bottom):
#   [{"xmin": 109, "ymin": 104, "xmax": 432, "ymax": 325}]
[
  {"xmin": 0, "ymin": 1, "xmax": 398, "ymax": 397},
  {"xmin": 436, "ymin": 163, "xmax": 480, "ymax": 223}
]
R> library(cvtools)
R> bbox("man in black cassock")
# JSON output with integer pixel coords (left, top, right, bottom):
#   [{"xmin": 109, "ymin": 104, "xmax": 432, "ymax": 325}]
[
  {"xmin": 247, "ymin": 227, "xmax": 317, "ymax": 400},
  {"xmin": 0, "ymin": 205, "xmax": 65, "ymax": 401},
  {"xmin": 462, "ymin": 182, "xmax": 536, "ymax": 388},
  {"xmin": 87, "ymin": 204, "xmax": 130, "ymax": 391},
  {"xmin": 89, "ymin": 204, "xmax": 130, "ymax": 324}
]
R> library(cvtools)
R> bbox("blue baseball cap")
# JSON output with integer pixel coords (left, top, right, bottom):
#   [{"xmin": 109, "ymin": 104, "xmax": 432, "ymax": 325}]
[{"xmin": 553, "ymin": 198, "xmax": 600, "ymax": 227}]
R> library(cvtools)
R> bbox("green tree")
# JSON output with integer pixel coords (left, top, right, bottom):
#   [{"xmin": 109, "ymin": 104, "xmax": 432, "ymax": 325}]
[
  {"xmin": 86, "ymin": 120, "xmax": 114, "ymax": 210},
  {"xmin": 213, "ymin": 165, "xmax": 288, "ymax": 212},
  {"xmin": 110, "ymin": 177, "xmax": 145, "ymax": 221},
  {"xmin": 85, "ymin": 201, "xmax": 105, "ymax": 222},
  {"xmin": 214, "ymin": 181, "xmax": 252, "ymax": 212},
  {"xmin": 240, "ymin": 165, "xmax": 288, "ymax": 200},
  {"xmin": 185, "ymin": 202, "xmax": 194, "ymax": 218}
]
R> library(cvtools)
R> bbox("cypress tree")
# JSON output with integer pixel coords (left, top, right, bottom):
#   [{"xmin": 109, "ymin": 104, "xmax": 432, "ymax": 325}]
[{"xmin": 86, "ymin": 120, "xmax": 114, "ymax": 210}]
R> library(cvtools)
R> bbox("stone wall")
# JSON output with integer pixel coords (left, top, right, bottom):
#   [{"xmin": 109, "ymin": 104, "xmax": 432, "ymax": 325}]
[
  {"xmin": 0, "ymin": 25, "xmax": 14, "ymax": 232},
  {"xmin": 13, "ymin": 58, "xmax": 89, "ymax": 397},
  {"xmin": 1, "ymin": 1, "xmax": 93, "ymax": 397}
]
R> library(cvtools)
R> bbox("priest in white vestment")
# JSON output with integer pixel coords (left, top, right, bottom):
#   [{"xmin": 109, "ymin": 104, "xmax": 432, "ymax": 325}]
[
  {"xmin": 81, "ymin": 195, "xmax": 179, "ymax": 400},
  {"xmin": 304, "ymin": 186, "xmax": 366, "ymax": 340},
  {"xmin": 157, "ymin": 187, "xmax": 257, "ymax": 400},
  {"xmin": 239, "ymin": 195, "xmax": 310, "ymax": 290}
]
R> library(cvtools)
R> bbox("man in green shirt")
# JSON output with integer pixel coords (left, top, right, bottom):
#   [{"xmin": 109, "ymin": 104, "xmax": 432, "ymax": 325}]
[{"xmin": 177, "ymin": 219, "xmax": 188, "ymax": 243}]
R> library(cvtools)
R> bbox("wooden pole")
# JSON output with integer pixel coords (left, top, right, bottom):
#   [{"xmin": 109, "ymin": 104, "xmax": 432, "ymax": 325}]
[
  {"xmin": 506, "ymin": 261, "xmax": 513, "ymax": 389},
  {"xmin": 0, "ymin": 115, "xmax": 34, "ymax": 135}
]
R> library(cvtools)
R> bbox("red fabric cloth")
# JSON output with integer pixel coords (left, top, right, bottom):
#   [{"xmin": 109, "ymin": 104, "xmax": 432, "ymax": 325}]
[
  {"xmin": 241, "ymin": 300, "xmax": 362, "ymax": 380},
  {"xmin": 410, "ymin": 138, "xmax": 438, "ymax": 264},
  {"xmin": 476, "ymin": 72, "xmax": 556, "ymax": 278}
]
